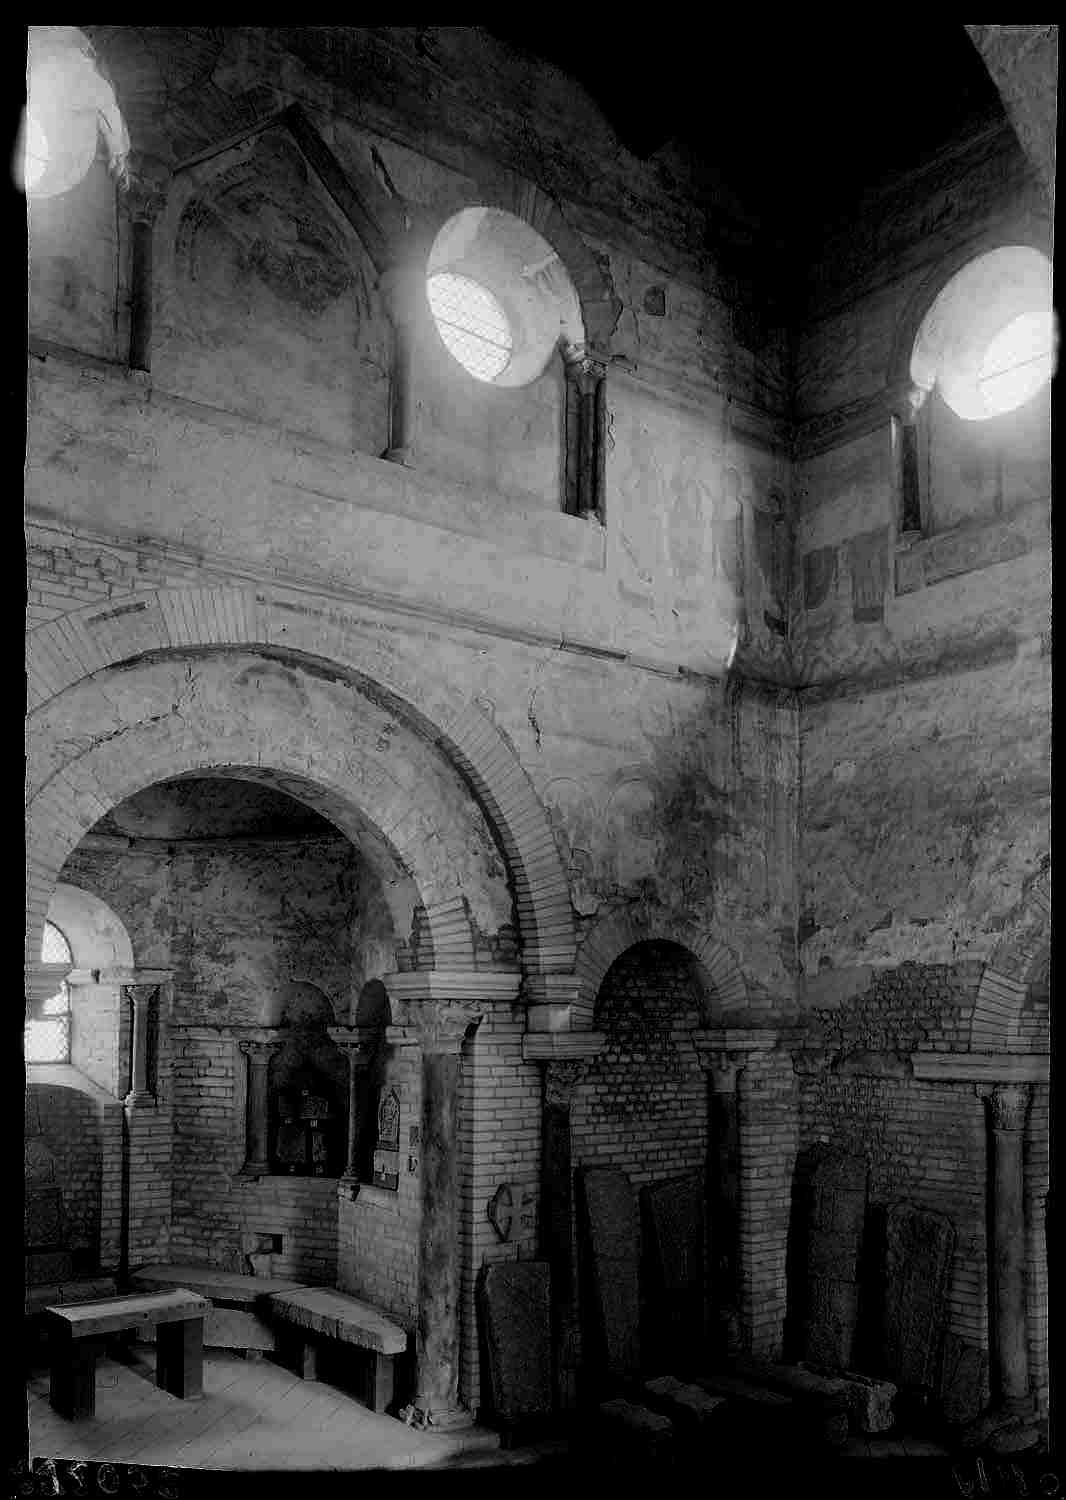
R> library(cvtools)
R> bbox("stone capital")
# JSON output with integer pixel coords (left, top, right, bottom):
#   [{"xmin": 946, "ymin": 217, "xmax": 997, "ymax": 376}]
[
  {"xmin": 561, "ymin": 342, "xmax": 608, "ymax": 389},
  {"xmin": 405, "ymin": 999, "xmax": 484, "ymax": 1055},
  {"xmin": 326, "ymin": 1025, "xmax": 379, "ymax": 1067},
  {"xmin": 238, "ymin": 1036, "xmax": 283, "ymax": 1066},
  {"xmin": 702, "ymin": 1051, "xmax": 744, "ymax": 1094},
  {"xmin": 989, "ymin": 1083, "xmax": 1030, "ymax": 1132},
  {"xmin": 124, "ymin": 982, "xmax": 160, "ymax": 1009},
  {"xmin": 120, "ymin": 156, "xmax": 169, "ymax": 224},
  {"xmin": 888, "ymin": 380, "xmax": 929, "ymax": 426},
  {"xmin": 544, "ymin": 1059, "xmax": 590, "ymax": 1108}
]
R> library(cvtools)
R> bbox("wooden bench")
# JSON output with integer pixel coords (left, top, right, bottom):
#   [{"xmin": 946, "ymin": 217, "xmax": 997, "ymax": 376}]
[
  {"xmin": 45, "ymin": 1290, "xmax": 210, "ymax": 1420},
  {"xmin": 268, "ymin": 1288, "xmax": 407, "ymax": 1413}
]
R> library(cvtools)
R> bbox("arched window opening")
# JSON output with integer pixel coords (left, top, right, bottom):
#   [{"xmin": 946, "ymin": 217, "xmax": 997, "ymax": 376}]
[
  {"xmin": 910, "ymin": 246, "xmax": 1055, "ymax": 422},
  {"xmin": 899, "ymin": 245, "xmax": 1054, "ymax": 538},
  {"xmin": 26, "ymin": 920, "xmax": 73, "ymax": 1064},
  {"xmin": 21, "ymin": 26, "xmax": 128, "ymax": 199}
]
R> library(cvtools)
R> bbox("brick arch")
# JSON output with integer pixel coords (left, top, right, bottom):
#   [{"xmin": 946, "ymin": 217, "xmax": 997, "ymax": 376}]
[
  {"xmin": 25, "ymin": 708, "xmax": 468, "ymax": 979},
  {"xmin": 970, "ymin": 866, "xmax": 1051, "ymax": 1049},
  {"xmin": 25, "ymin": 588, "xmax": 576, "ymax": 976},
  {"xmin": 886, "ymin": 223, "xmax": 1052, "ymax": 400},
  {"xmin": 572, "ymin": 908, "xmax": 748, "ymax": 1030}
]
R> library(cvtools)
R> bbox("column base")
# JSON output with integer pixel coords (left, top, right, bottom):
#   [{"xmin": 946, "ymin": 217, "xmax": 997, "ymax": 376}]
[
  {"xmin": 382, "ymin": 446, "xmax": 413, "ymax": 466},
  {"xmin": 400, "ymin": 1399, "xmax": 474, "ymax": 1433},
  {"xmin": 338, "ymin": 1174, "xmax": 362, "ymax": 1201},
  {"xmin": 960, "ymin": 1400, "xmax": 1037, "ymax": 1450},
  {"xmin": 238, "ymin": 1160, "xmax": 271, "ymax": 1179}
]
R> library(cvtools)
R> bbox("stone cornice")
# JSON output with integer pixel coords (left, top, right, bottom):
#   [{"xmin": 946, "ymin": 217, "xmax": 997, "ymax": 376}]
[
  {"xmin": 693, "ymin": 1027, "xmax": 779, "ymax": 1055},
  {"xmin": 384, "ymin": 971, "xmax": 522, "ymax": 1004},
  {"xmin": 522, "ymin": 1031, "xmax": 607, "ymax": 1065},
  {"xmin": 911, "ymin": 1052, "xmax": 1049, "ymax": 1085},
  {"xmin": 522, "ymin": 975, "xmax": 583, "ymax": 1010}
]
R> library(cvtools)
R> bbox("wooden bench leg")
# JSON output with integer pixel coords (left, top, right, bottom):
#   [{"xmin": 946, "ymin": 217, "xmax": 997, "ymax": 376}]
[
  {"xmin": 367, "ymin": 1354, "xmax": 394, "ymax": 1414},
  {"xmin": 50, "ymin": 1337, "xmax": 103, "ymax": 1421},
  {"xmin": 156, "ymin": 1316, "xmax": 204, "ymax": 1400},
  {"xmin": 299, "ymin": 1339, "xmax": 319, "ymax": 1381}
]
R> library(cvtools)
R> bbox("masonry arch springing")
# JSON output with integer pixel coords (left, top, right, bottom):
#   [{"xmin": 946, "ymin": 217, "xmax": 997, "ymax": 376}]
[
  {"xmin": 573, "ymin": 907, "xmax": 748, "ymax": 1030},
  {"xmin": 26, "ymin": 592, "xmax": 576, "ymax": 974},
  {"xmin": 970, "ymin": 865, "xmax": 1050, "ymax": 1050}
]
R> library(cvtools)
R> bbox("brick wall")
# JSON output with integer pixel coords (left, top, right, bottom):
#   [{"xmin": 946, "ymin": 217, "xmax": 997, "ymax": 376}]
[
  {"xmin": 457, "ymin": 1005, "xmax": 541, "ymax": 1414},
  {"xmin": 26, "ymin": 525, "xmax": 202, "ymax": 630},
  {"xmin": 1024, "ymin": 1084, "xmax": 1050, "ymax": 1413},
  {"xmin": 795, "ymin": 959, "xmax": 1049, "ymax": 1414},
  {"xmin": 571, "ymin": 942, "xmax": 709, "ymax": 1187},
  {"xmin": 339, "ymin": 1041, "xmax": 421, "ymax": 1320},
  {"xmin": 738, "ymin": 1049, "xmax": 800, "ymax": 1357},
  {"xmin": 166, "ymin": 1027, "xmax": 339, "ymax": 1281}
]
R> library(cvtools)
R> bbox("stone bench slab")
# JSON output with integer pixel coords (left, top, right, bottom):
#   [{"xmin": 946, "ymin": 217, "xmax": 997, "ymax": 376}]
[
  {"xmin": 643, "ymin": 1375, "xmax": 728, "ymax": 1428},
  {"xmin": 45, "ymin": 1290, "xmax": 210, "ymax": 1339},
  {"xmin": 131, "ymin": 1264, "xmax": 312, "ymax": 1308},
  {"xmin": 269, "ymin": 1288, "xmax": 407, "ymax": 1355}
]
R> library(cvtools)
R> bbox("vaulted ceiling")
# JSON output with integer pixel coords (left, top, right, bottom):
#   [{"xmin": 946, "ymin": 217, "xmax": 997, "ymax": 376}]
[{"xmin": 485, "ymin": 21, "xmax": 1005, "ymax": 240}]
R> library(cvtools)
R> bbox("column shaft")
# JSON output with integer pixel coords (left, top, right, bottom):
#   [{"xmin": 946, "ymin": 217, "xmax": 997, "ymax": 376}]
[
  {"xmin": 988, "ymin": 1085, "xmax": 1031, "ymax": 1410},
  {"xmin": 540, "ymin": 1063, "xmax": 584, "ymax": 1410},
  {"xmin": 416, "ymin": 1047, "xmax": 462, "ymax": 1417},
  {"xmin": 125, "ymin": 986, "xmax": 156, "ymax": 1105},
  {"xmin": 129, "ymin": 217, "xmax": 154, "ymax": 373},
  {"xmin": 240, "ymin": 1041, "xmax": 280, "ymax": 1177}
]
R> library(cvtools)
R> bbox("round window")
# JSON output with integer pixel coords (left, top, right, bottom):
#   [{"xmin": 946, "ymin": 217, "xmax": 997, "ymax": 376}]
[
  {"xmin": 425, "ymin": 206, "xmax": 585, "ymax": 388},
  {"xmin": 977, "ymin": 310, "xmax": 1055, "ymax": 417},
  {"xmin": 426, "ymin": 272, "xmax": 513, "ymax": 382},
  {"xmin": 910, "ymin": 246, "xmax": 1055, "ymax": 421}
]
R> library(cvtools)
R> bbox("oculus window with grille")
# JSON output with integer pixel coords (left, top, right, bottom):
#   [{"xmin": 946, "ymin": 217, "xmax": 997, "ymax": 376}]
[
  {"xmin": 910, "ymin": 246, "xmax": 1056, "ymax": 421},
  {"xmin": 427, "ymin": 273, "xmax": 513, "ymax": 382},
  {"xmin": 424, "ymin": 206, "xmax": 584, "ymax": 388},
  {"xmin": 26, "ymin": 920, "xmax": 73, "ymax": 1064}
]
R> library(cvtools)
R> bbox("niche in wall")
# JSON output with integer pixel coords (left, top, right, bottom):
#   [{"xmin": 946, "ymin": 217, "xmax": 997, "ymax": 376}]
[
  {"xmin": 157, "ymin": 127, "xmax": 391, "ymax": 453},
  {"xmin": 268, "ymin": 981, "xmax": 349, "ymax": 1178}
]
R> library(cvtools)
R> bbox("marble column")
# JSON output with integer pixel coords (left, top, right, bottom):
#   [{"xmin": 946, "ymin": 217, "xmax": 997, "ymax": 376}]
[
  {"xmin": 124, "ymin": 984, "xmax": 159, "ymax": 1106},
  {"xmin": 239, "ymin": 1037, "xmax": 282, "ymax": 1178},
  {"xmin": 120, "ymin": 155, "xmax": 169, "ymax": 373},
  {"xmin": 405, "ymin": 999, "xmax": 483, "ymax": 1430},
  {"xmin": 328, "ymin": 1028, "xmax": 376, "ymax": 1199},
  {"xmin": 562, "ymin": 346, "xmax": 608, "ymax": 521},
  {"xmin": 540, "ymin": 1058, "xmax": 590, "ymax": 1411},
  {"xmin": 987, "ymin": 1083, "xmax": 1032, "ymax": 1413},
  {"xmin": 891, "ymin": 383, "xmax": 928, "ymax": 537},
  {"xmin": 702, "ymin": 1050, "xmax": 745, "ymax": 1357},
  {"xmin": 379, "ymin": 264, "xmax": 422, "ymax": 466}
]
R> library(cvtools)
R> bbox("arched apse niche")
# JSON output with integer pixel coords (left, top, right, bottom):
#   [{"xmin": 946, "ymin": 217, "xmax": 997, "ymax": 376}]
[
  {"xmin": 26, "ymin": 649, "xmax": 525, "ymax": 986},
  {"xmin": 572, "ymin": 908, "xmax": 748, "ymax": 1031},
  {"xmin": 970, "ymin": 866, "xmax": 1051, "ymax": 1051},
  {"xmin": 24, "ymin": 586, "xmax": 576, "ymax": 977}
]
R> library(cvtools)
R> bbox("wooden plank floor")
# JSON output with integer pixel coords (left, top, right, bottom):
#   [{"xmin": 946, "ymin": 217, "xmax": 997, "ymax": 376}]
[{"xmin": 27, "ymin": 1348, "xmax": 502, "ymax": 1471}]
